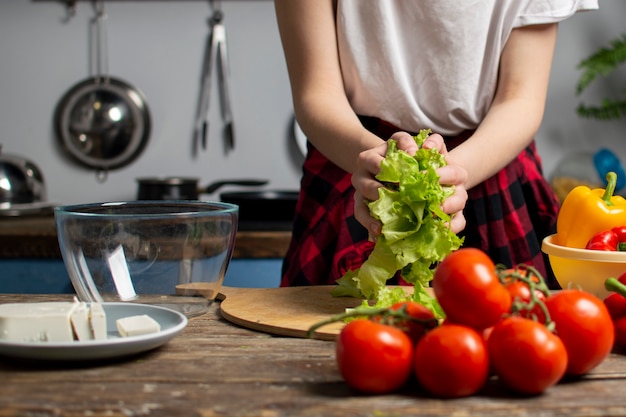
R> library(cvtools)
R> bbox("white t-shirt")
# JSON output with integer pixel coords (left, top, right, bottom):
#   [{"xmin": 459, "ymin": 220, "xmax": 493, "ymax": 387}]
[{"xmin": 336, "ymin": 0, "xmax": 599, "ymax": 136}]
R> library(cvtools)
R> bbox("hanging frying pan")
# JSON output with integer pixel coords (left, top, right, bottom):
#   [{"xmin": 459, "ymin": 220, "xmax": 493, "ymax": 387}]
[{"xmin": 54, "ymin": 1, "xmax": 151, "ymax": 182}]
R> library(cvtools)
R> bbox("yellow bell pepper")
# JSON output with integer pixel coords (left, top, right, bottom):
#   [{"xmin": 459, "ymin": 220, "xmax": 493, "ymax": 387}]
[{"xmin": 556, "ymin": 172, "xmax": 626, "ymax": 248}]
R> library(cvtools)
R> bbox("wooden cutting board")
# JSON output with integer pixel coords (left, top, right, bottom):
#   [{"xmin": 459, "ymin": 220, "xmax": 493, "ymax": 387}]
[{"xmin": 217, "ymin": 286, "xmax": 373, "ymax": 341}]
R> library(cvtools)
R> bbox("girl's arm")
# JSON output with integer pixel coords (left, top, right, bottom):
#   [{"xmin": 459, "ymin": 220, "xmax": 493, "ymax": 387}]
[{"xmin": 447, "ymin": 23, "xmax": 559, "ymax": 189}]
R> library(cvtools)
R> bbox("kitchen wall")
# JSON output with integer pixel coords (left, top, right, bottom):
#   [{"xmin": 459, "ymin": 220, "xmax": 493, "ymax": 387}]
[{"xmin": 0, "ymin": 0, "xmax": 625, "ymax": 206}]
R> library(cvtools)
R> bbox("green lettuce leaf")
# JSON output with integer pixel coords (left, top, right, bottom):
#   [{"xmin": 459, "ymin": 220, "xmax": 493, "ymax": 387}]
[{"xmin": 332, "ymin": 129, "xmax": 463, "ymax": 317}]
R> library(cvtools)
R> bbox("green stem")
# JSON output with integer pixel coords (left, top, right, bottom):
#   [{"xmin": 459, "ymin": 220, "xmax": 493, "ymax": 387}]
[
  {"xmin": 605, "ymin": 277, "xmax": 626, "ymax": 297},
  {"xmin": 602, "ymin": 172, "xmax": 617, "ymax": 207},
  {"xmin": 306, "ymin": 304, "xmax": 438, "ymax": 338},
  {"xmin": 307, "ymin": 307, "xmax": 386, "ymax": 338},
  {"xmin": 497, "ymin": 264, "xmax": 555, "ymax": 332}
]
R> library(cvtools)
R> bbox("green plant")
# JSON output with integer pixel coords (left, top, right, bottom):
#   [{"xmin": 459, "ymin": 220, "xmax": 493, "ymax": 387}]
[{"xmin": 576, "ymin": 33, "xmax": 626, "ymax": 120}]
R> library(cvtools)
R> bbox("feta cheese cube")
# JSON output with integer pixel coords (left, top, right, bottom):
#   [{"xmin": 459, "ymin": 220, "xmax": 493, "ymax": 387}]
[
  {"xmin": 116, "ymin": 314, "xmax": 161, "ymax": 337},
  {"xmin": 89, "ymin": 303, "xmax": 107, "ymax": 340}
]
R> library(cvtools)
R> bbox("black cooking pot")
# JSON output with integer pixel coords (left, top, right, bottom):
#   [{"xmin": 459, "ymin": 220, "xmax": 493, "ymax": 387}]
[{"xmin": 136, "ymin": 177, "xmax": 267, "ymax": 200}]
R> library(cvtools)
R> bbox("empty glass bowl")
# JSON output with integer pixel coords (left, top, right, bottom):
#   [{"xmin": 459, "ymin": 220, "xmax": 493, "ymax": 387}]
[{"xmin": 55, "ymin": 201, "xmax": 238, "ymax": 317}]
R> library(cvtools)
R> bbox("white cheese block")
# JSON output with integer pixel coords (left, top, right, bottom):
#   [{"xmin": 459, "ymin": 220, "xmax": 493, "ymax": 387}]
[
  {"xmin": 0, "ymin": 302, "xmax": 79, "ymax": 342},
  {"xmin": 0, "ymin": 300, "xmax": 109, "ymax": 343},
  {"xmin": 70, "ymin": 301, "xmax": 92, "ymax": 341},
  {"xmin": 89, "ymin": 303, "xmax": 107, "ymax": 340},
  {"xmin": 116, "ymin": 314, "xmax": 161, "ymax": 337}
]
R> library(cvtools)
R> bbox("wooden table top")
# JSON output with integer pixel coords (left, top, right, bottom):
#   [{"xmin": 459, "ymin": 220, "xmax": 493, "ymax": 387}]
[{"xmin": 3, "ymin": 293, "xmax": 626, "ymax": 417}]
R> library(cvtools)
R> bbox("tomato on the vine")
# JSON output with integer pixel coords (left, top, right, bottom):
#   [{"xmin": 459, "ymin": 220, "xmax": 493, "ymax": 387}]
[
  {"xmin": 414, "ymin": 323, "xmax": 489, "ymax": 398},
  {"xmin": 433, "ymin": 248, "xmax": 512, "ymax": 330},
  {"xmin": 504, "ymin": 280, "xmax": 546, "ymax": 320},
  {"xmin": 335, "ymin": 319, "xmax": 413, "ymax": 394},
  {"xmin": 545, "ymin": 290, "xmax": 614, "ymax": 376},
  {"xmin": 488, "ymin": 316, "xmax": 567, "ymax": 395},
  {"xmin": 386, "ymin": 301, "xmax": 436, "ymax": 345}
]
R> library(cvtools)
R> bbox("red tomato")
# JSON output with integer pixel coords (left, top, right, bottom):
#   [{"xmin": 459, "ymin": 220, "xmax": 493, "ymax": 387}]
[
  {"xmin": 545, "ymin": 290, "xmax": 614, "ymax": 376},
  {"xmin": 613, "ymin": 316, "xmax": 626, "ymax": 351},
  {"xmin": 387, "ymin": 301, "xmax": 436, "ymax": 345},
  {"xmin": 488, "ymin": 316, "xmax": 567, "ymax": 395},
  {"xmin": 504, "ymin": 280, "xmax": 546, "ymax": 320},
  {"xmin": 433, "ymin": 248, "xmax": 512, "ymax": 330},
  {"xmin": 481, "ymin": 326, "xmax": 497, "ymax": 377},
  {"xmin": 414, "ymin": 323, "xmax": 489, "ymax": 398},
  {"xmin": 335, "ymin": 319, "xmax": 413, "ymax": 394}
]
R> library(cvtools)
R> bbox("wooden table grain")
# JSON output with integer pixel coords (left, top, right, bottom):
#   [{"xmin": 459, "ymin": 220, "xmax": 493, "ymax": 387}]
[{"xmin": 2, "ymin": 294, "xmax": 626, "ymax": 417}]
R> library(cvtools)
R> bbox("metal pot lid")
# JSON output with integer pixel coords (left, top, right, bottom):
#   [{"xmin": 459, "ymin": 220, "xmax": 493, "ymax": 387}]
[{"xmin": 55, "ymin": 76, "xmax": 151, "ymax": 172}]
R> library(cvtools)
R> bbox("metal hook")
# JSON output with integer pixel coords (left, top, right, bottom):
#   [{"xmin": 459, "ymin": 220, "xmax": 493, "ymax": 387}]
[
  {"xmin": 64, "ymin": 0, "xmax": 78, "ymax": 20},
  {"xmin": 209, "ymin": 0, "xmax": 223, "ymax": 24},
  {"xmin": 92, "ymin": 0, "xmax": 105, "ymax": 18},
  {"xmin": 95, "ymin": 168, "xmax": 109, "ymax": 183}
]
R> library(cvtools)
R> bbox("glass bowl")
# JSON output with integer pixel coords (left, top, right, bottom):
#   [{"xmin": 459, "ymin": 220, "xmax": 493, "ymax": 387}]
[{"xmin": 55, "ymin": 200, "xmax": 238, "ymax": 317}]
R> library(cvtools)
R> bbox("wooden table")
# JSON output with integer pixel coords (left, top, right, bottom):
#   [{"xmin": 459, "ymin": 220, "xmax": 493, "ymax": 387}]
[{"xmin": 3, "ymin": 294, "xmax": 626, "ymax": 417}]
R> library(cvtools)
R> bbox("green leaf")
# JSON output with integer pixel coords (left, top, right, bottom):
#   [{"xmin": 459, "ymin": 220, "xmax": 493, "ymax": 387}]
[{"xmin": 576, "ymin": 33, "xmax": 626, "ymax": 95}]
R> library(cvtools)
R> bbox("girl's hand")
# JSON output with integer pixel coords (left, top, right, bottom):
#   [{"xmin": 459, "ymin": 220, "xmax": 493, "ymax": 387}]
[{"xmin": 352, "ymin": 132, "xmax": 468, "ymax": 240}]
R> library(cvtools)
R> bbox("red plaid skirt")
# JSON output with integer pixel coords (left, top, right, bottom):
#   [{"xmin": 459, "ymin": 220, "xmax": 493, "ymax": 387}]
[{"xmin": 280, "ymin": 116, "xmax": 561, "ymax": 289}]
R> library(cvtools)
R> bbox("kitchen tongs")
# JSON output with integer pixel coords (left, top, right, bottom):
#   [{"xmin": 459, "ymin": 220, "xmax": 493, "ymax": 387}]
[{"xmin": 195, "ymin": 4, "xmax": 235, "ymax": 153}]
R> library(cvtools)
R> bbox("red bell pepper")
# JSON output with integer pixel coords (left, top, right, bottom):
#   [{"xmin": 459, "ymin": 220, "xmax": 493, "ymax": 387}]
[
  {"xmin": 612, "ymin": 226, "xmax": 626, "ymax": 244},
  {"xmin": 604, "ymin": 274, "xmax": 626, "ymax": 351},
  {"xmin": 586, "ymin": 230, "xmax": 619, "ymax": 251},
  {"xmin": 585, "ymin": 226, "xmax": 626, "ymax": 251}
]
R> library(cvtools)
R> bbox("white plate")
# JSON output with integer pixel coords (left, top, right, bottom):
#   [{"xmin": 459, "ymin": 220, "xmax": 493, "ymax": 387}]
[{"xmin": 0, "ymin": 303, "xmax": 188, "ymax": 361}]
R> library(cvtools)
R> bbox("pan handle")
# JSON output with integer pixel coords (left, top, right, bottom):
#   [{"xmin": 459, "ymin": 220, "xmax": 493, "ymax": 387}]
[{"xmin": 202, "ymin": 179, "xmax": 268, "ymax": 194}]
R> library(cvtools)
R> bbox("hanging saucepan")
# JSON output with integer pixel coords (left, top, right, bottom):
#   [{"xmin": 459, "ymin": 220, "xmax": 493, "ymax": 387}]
[
  {"xmin": 136, "ymin": 177, "xmax": 268, "ymax": 200},
  {"xmin": 54, "ymin": 1, "xmax": 151, "ymax": 182}
]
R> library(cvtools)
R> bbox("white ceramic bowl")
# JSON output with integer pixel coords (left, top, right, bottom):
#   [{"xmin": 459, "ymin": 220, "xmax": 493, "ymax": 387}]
[
  {"xmin": 55, "ymin": 200, "xmax": 238, "ymax": 316},
  {"xmin": 542, "ymin": 234, "xmax": 626, "ymax": 299}
]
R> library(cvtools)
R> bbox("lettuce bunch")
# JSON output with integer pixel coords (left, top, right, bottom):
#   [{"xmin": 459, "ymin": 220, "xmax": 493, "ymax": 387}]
[{"xmin": 333, "ymin": 129, "xmax": 463, "ymax": 316}]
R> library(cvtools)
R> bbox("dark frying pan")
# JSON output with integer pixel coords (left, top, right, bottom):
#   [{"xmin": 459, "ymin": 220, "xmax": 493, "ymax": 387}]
[
  {"xmin": 136, "ymin": 177, "xmax": 268, "ymax": 200},
  {"xmin": 220, "ymin": 190, "xmax": 299, "ymax": 226}
]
